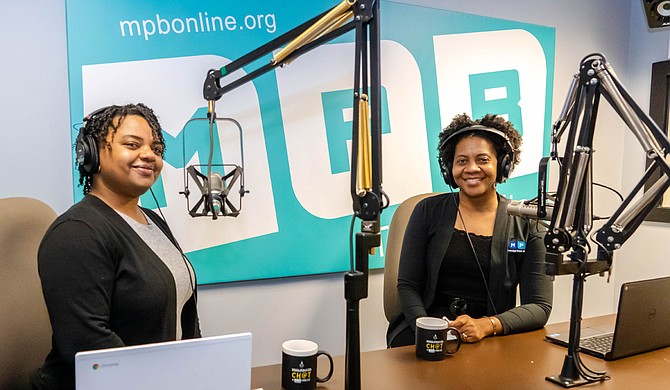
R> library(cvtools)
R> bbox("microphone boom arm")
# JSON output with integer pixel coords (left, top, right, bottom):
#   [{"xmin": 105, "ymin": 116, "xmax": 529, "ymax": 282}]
[
  {"xmin": 543, "ymin": 53, "xmax": 670, "ymax": 387},
  {"xmin": 202, "ymin": 0, "xmax": 383, "ymax": 222},
  {"xmin": 547, "ymin": 54, "xmax": 670, "ymax": 269},
  {"xmin": 199, "ymin": 2, "xmax": 383, "ymax": 389}
]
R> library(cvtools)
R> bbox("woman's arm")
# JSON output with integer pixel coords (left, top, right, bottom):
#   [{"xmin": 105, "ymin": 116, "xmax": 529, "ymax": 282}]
[
  {"xmin": 497, "ymin": 224, "xmax": 553, "ymax": 334},
  {"xmin": 38, "ymin": 220, "xmax": 125, "ymax": 365},
  {"xmin": 396, "ymin": 201, "xmax": 431, "ymax": 331}
]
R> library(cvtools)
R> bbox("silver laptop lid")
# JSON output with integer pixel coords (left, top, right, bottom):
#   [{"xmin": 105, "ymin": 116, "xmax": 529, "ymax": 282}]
[{"xmin": 75, "ymin": 332, "xmax": 252, "ymax": 390}]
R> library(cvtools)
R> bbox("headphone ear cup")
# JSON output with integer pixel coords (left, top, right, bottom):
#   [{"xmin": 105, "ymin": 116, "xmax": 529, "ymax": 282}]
[
  {"xmin": 497, "ymin": 152, "xmax": 512, "ymax": 183},
  {"xmin": 439, "ymin": 156, "xmax": 458, "ymax": 188},
  {"xmin": 76, "ymin": 134, "xmax": 99, "ymax": 175}
]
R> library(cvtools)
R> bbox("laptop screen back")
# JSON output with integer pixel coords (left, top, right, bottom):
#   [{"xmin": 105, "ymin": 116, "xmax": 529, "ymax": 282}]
[
  {"xmin": 611, "ymin": 276, "xmax": 670, "ymax": 358},
  {"xmin": 75, "ymin": 332, "xmax": 252, "ymax": 390},
  {"xmin": 545, "ymin": 276, "xmax": 670, "ymax": 360}
]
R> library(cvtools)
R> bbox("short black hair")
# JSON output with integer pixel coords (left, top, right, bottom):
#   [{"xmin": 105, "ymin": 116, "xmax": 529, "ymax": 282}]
[
  {"xmin": 76, "ymin": 103, "xmax": 164, "ymax": 194},
  {"xmin": 437, "ymin": 113, "xmax": 522, "ymax": 176}
]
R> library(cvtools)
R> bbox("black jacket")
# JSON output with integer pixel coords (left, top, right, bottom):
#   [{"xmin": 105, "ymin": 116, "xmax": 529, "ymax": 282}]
[
  {"xmin": 34, "ymin": 195, "xmax": 200, "ymax": 389},
  {"xmin": 387, "ymin": 193, "xmax": 552, "ymax": 346}
]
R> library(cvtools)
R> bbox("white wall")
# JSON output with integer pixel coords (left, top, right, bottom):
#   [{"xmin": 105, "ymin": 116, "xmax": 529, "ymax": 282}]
[
  {"xmin": 618, "ymin": 1, "xmax": 670, "ymax": 298},
  {"xmin": 2, "ymin": 0, "xmax": 669, "ymax": 368},
  {"xmin": 0, "ymin": 1, "xmax": 72, "ymax": 213}
]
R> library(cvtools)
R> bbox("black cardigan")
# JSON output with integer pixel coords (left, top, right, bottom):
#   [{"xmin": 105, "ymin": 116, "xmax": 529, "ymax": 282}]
[
  {"xmin": 34, "ymin": 195, "xmax": 200, "ymax": 389},
  {"xmin": 387, "ymin": 193, "xmax": 552, "ymax": 346}
]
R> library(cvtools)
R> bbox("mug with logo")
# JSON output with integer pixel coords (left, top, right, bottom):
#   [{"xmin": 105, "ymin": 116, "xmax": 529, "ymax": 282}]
[
  {"xmin": 281, "ymin": 339, "xmax": 334, "ymax": 389},
  {"xmin": 415, "ymin": 317, "xmax": 462, "ymax": 361}
]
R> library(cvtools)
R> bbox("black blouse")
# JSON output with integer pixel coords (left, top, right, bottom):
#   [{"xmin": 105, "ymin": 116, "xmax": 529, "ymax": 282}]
[{"xmin": 431, "ymin": 229, "xmax": 492, "ymax": 319}]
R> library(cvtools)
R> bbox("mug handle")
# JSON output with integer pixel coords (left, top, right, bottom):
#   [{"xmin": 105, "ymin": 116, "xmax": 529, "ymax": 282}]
[
  {"xmin": 445, "ymin": 327, "xmax": 462, "ymax": 354},
  {"xmin": 315, "ymin": 350, "xmax": 334, "ymax": 383}
]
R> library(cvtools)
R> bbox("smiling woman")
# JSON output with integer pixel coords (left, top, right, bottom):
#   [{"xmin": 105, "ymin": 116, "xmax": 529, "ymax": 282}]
[
  {"xmin": 386, "ymin": 113, "xmax": 552, "ymax": 348},
  {"xmin": 31, "ymin": 104, "xmax": 201, "ymax": 390},
  {"xmin": 91, "ymin": 114, "xmax": 164, "ymax": 220}
]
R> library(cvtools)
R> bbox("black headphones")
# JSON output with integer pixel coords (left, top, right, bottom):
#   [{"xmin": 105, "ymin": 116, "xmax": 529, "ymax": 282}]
[
  {"xmin": 438, "ymin": 124, "xmax": 515, "ymax": 188},
  {"xmin": 75, "ymin": 105, "xmax": 117, "ymax": 175}
]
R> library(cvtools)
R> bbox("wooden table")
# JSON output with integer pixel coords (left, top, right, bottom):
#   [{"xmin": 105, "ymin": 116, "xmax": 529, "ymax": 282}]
[{"xmin": 251, "ymin": 315, "xmax": 670, "ymax": 389}]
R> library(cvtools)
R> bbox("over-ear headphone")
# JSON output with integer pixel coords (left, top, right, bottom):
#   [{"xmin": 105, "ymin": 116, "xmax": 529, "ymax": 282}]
[
  {"xmin": 438, "ymin": 124, "xmax": 515, "ymax": 188},
  {"xmin": 75, "ymin": 106, "xmax": 116, "ymax": 175}
]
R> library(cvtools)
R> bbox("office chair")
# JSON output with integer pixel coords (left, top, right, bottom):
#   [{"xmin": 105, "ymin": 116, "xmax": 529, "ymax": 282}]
[
  {"xmin": 0, "ymin": 197, "xmax": 56, "ymax": 390},
  {"xmin": 383, "ymin": 193, "xmax": 439, "ymax": 323}
]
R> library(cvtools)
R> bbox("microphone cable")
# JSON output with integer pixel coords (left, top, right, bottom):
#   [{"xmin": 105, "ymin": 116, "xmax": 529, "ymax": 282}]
[
  {"xmin": 449, "ymin": 190, "xmax": 498, "ymax": 316},
  {"xmin": 206, "ymin": 111, "xmax": 216, "ymax": 218}
]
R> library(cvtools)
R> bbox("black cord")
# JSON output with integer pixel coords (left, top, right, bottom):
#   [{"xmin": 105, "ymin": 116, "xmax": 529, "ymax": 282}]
[
  {"xmin": 449, "ymin": 190, "xmax": 498, "ymax": 316},
  {"xmin": 349, "ymin": 214, "xmax": 356, "ymax": 272},
  {"xmin": 593, "ymin": 182, "xmax": 624, "ymax": 202},
  {"xmin": 571, "ymin": 272, "xmax": 610, "ymax": 383},
  {"xmin": 149, "ymin": 188, "xmax": 197, "ymax": 303},
  {"xmin": 457, "ymin": 207, "xmax": 499, "ymax": 316},
  {"xmin": 206, "ymin": 112, "xmax": 216, "ymax": 216},
  {"xmin": 380, "ymin": 189, "xmax": 391, "ymax": 210}
]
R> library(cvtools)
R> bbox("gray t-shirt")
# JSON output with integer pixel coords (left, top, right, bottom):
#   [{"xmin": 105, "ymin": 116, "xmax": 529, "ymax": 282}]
[{"xmin": 118, "ymin": 210, "xmax": 194, "ymax": 340}]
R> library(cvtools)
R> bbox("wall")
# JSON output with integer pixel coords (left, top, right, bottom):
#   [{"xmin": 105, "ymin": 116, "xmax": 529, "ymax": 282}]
[
  {"xmin": 618, "ymin": 1, "xmax": 670, "ymax": 292},
  {"xmin": 2, "ymin": 0, "xmax": 668, "ymax": 368},
  {"xmin": 0, "ymin": 1, "xmax": 71, "ymax": 212}
]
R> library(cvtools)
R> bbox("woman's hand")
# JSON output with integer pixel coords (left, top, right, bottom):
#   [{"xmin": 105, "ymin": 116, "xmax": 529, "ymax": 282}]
[{"xmin": 449, "ymin": 315, "xmax": 498, "ymax": 343}]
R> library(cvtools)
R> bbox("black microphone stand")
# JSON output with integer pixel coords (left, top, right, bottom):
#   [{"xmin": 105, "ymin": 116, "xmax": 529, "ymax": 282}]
[
  {"xmin": 195, "ymin": 2, "xmax": 384, "ymax": 389},
  {"xmin": 344, "ymin": 228, "xmax": 379, "ymax": 389},
  {"xmin": 543, "ymin": 53, "xmax": 670, "ymax": 387}
]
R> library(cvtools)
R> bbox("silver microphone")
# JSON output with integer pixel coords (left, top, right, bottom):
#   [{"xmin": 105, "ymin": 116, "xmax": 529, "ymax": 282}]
[
  {"xmin": 507, "ymin": 199, "xmax": 553, "ymax": 220},
  {"xmin": 207, "ymin": 172, "xmax": 224, "ymax": 216}
]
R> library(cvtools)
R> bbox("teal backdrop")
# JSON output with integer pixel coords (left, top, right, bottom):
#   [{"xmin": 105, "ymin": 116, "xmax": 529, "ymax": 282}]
[{"xmin": 65, "ymin": 0, "xmax": 555, "ymax": 284}]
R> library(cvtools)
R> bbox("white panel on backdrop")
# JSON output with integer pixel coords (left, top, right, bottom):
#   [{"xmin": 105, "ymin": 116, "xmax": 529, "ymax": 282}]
[
  {"xmin": 433, "ymin": 30, "xmax": 547, "ymax": 179},
  {"xmin": 82, "ymin": 56, "xmax": 277, "ymax": 252},
  {"xmin": 275, "ymin": 40, "xmax": 431, "ymax": 219}
]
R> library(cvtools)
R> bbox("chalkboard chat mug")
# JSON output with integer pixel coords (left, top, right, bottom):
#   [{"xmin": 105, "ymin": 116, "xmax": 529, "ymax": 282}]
[
  {"xmin": 281, "ymin": 339, "xmax": 333, "ymax": 389},
  {"xmin": 415, "ymin": 317, "xmax": 462, "ymax": 361}
]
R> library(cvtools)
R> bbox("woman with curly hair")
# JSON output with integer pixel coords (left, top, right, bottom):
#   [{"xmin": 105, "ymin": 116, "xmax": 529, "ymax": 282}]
[
  {"xmin": 32, "ymin": 104, "xmax": 200, "ymax": 389},
  {"xmin": 386, "ymin": 113, "xmax": 552, "ymax": 347}
]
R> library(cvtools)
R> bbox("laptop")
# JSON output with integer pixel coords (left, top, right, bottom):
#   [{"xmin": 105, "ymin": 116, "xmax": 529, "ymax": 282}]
[
  {"xmin": 75, "ymin": 332, "xmax": 252, "ymax": 390},
  {"xmin": 546, "ymin": 276, "xmax": 670, "ymax": 360}
]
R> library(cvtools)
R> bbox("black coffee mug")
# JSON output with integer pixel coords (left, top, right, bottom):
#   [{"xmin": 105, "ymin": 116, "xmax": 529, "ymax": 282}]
[
  {"xmin": 415, "ymin": 317, "xmax": 462, "ymax": 361},
  {"xmin": 281, "ymin": 340, "xmax": 334, "ymax": 389}
]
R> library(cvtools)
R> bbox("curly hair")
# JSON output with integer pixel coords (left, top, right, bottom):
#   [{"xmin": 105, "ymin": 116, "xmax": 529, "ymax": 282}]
[
  {"xmin": 437, "ymin": 113, "xmax": 522, "ymax": 182},
  {"xmin": 76, "ymin": 103, "xmax": 165, "ymax": 194}
]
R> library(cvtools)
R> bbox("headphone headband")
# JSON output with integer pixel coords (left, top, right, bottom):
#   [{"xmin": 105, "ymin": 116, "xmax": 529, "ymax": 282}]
[
  {"xmin": 76, "ymin": 105, "xmax": 118, "ymax": 176},
  {"xmin": 440, "ymin": 125, "xmax": 512, "ymax": 149}
]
